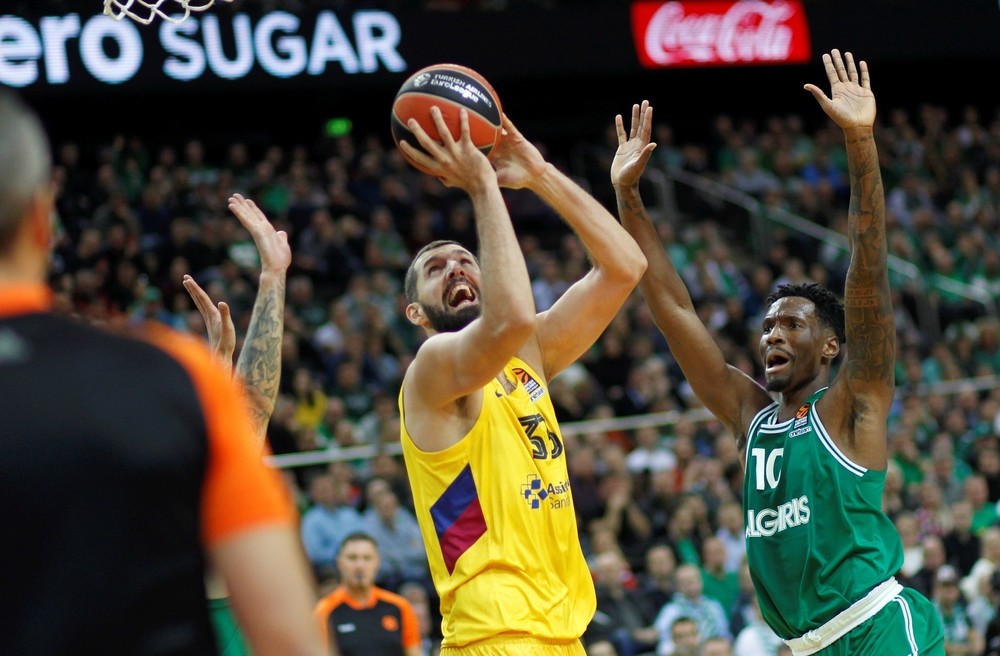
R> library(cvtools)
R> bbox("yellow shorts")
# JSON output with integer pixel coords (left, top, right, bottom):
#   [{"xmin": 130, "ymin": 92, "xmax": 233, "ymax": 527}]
[{"xmin": 439, "ymin": 636, "xmax": 586, "ymax": 656}]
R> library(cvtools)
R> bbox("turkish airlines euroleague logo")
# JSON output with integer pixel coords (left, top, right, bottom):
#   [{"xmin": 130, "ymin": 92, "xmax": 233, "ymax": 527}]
[{"xmin": 631, "ymin": 0, "xmax": 811, "ymax": 68}]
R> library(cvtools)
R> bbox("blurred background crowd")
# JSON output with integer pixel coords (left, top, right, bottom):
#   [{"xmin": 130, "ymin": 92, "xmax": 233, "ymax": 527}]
[{"xmin": 40, "ymin": 89, "xmax": 1000, "ymax": 655}]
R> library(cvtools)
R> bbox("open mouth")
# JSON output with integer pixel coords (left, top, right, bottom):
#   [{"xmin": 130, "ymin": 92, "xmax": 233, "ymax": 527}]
[
  {"xmin": 765, "ymin": 351, "xmax": 790, "ymax": 374},
  {"xmin": 447, "ymin": 282, "xmax": 476, "ymax": 308}
]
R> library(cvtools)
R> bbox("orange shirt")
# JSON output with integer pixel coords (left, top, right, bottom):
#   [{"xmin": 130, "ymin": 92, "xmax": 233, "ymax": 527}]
[{"xmin": 316, "ymin": 586, "xmax": 421, "ymax": 655}]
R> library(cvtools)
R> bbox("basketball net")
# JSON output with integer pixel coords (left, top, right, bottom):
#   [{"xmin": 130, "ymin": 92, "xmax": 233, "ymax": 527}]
[{"xmin": 103, "ymin": 0, "xmax": 233, "ymax": 25}]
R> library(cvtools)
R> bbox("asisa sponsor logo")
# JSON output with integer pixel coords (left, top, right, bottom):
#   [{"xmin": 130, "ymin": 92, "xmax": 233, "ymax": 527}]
[{"xmin": 520, "ymin": 474, "xmax": 571, "ymax": 510}]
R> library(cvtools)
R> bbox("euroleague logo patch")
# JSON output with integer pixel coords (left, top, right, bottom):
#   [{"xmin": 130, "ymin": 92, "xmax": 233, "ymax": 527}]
[
  {"xmin": 512, "ymin": 367, "xmax": 546, "ymax": 402},
  {"xmin": 790, "ymin": 402, "xmax": 812, "ymax": 437},
  {"xmin": 381, "ymin": 615, "xmax": 399, "ymax": 632}
]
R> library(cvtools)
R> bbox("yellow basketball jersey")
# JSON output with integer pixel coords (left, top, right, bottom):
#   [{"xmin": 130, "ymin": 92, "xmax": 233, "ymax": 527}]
[{"xmin": 400, "ymin": 357, "xmax": 596, "ymax": 648}]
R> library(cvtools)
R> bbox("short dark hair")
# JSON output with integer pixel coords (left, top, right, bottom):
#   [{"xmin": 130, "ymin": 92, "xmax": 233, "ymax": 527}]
[
  {"xmin": 670, "ymin": 615, "xmax": 698, "ymax": 634},
  {"xmin": 765, "ymin": 282, "xmax": 846, "ymax": 345},
  {"xmin": 404, "ymin": 239, "xmax": 466, "ymax": 302},
  {"xmin": 339, "ymin": 531, "xmax": 377, "ymax": 552}
]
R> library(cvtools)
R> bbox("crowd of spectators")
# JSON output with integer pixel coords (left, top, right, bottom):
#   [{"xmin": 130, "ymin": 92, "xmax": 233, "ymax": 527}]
[{"xmin": 42, "ymin": 92, "xmax": 1000, "ymax": 655}]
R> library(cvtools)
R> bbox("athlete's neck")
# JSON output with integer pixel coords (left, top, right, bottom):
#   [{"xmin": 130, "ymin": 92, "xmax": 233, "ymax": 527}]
[{"xmin": 774, "ymin": 372, "xmax": 830, "ymax": 420}]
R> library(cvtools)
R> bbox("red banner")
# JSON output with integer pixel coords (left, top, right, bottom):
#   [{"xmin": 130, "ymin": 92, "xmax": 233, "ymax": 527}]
[{"xmin": 631, "ymin": 0, "xmax": 811, "ymax": 68}]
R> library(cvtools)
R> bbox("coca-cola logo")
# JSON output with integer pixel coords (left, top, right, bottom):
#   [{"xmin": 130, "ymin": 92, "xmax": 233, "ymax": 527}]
[{"xmin": 631, "ymin": 0, "xmax": 811, "ymax": 68}]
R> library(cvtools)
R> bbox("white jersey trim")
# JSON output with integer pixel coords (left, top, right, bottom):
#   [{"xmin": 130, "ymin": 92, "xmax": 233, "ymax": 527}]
[
  {"xmin": 745, "ymin": 401, "xmax": 779, "ymax": 470},
  {"xmin": 809, "ymin": 401, "xmax": 867, "ymax": 477}
]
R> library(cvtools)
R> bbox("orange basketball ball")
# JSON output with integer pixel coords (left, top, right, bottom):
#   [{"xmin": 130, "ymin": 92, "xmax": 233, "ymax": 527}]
[{"xmin": 390, "ymin": 64, "xmax": 503, "ymax": 174}]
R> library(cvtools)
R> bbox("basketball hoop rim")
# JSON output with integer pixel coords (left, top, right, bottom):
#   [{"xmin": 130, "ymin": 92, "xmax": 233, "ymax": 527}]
[{"xmin": 102, "ymin": 0, "xmax": 234, "ymax": 25}]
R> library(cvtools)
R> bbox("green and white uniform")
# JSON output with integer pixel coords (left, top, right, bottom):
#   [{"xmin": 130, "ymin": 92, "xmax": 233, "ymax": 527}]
[
  {"xmin": 743, "ymin": 387, "xmax": 944, "ymax": 655},
  {"xmin": 209, "ymin": 597, "xmax": 252, "ymax": 656}
]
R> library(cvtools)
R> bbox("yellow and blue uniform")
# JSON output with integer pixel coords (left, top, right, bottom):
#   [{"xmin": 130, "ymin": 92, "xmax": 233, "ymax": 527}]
[{"xmin": 400, "ymin": 358, "xmax": 595, "ymax": 653}]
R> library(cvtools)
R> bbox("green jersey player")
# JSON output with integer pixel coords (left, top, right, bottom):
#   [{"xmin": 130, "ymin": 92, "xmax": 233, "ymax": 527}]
[{"xmin": 614, "ymin": 49, "xmax": 945, "ymax": 655}]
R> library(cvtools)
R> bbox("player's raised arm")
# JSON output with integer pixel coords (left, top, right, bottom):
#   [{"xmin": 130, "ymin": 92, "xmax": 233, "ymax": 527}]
[
  {"xmin": 804, "ymin": 50, "xmax": 893, "ymax": 467},
  {"xmin": 228, "ymin": 194, "xmax": 289, "ymax": 445},
  {"xmin": 399, "ymin": 108, "xmax": 535, "ymax": 414},
  {"xmin": 183, "ymin": 195, "xmax": 289, "ymax": 449},
  {"xmin": 615, "ymin": 101, "xmax": 770, "ymax": 441},
  {"xmin": 490, "ymin": 114, "xmax": 647, "ymax": 380}
]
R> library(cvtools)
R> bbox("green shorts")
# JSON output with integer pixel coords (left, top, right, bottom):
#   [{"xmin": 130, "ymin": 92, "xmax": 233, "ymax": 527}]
[
  {"xmin": 810, "ymin": 587, "xmax": 944, "ymax": 656},
  {"xmin": 208, "ymin": 597, "xmax": 253, "ymax": 656}
]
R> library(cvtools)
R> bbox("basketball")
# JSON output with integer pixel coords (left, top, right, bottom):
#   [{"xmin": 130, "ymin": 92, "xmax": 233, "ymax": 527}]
[{"xmin": 390, "ymin": 64, "xmax": 503, "ymax": 174}]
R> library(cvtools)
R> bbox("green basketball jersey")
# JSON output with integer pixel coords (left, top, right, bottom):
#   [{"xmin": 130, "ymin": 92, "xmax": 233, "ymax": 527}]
[
  {"xmin": 743, "ymin": 387, "xmax": 903, "ymax": 640},
  {"xmin": 208, "ymin": 597, "xmax": 253, "ymax": 656}
]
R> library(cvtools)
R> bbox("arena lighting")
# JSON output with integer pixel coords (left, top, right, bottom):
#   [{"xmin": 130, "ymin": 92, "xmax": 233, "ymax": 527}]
[{"xmin": 324, "ymin": 117, "xmax": 353, "ymax": 137}]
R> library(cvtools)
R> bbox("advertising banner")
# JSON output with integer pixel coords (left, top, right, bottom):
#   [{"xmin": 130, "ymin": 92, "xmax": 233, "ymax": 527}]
[
  {"xmin": 5, "ymin": 2, "xmax": 999, "ymax": 98},
  {"xmin": 631, "ymin": 1, "xmax": 811, "ymax": 69}
]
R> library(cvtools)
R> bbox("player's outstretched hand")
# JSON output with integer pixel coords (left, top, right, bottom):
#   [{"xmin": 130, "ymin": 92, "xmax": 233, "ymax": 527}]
[
  {"xmin": 803, "ymin": 49, "xmax": 876, "ymax": 131},
  {"xmin": 611, "ymin": 100, "xmax": 657, "ymax": 189},
  {"xmin": 490, "ymin": 114, "xmax": 547, "ymax": 190},
  {"xmin": 227, "ymin": 193, "xmax": 290, "ymax": 277},
  {"xmin": 183, "ymin": 274, "xmax": 236, "ymax": 374}
]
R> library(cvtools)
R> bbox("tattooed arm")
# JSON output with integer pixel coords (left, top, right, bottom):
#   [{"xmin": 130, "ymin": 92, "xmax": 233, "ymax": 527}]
[
  {"xmin": 187, "ymin": 195, "xmax": 292, "ymax": 607},
  {"xmin": 229, "ymin": 194, "xmax": 291, "ymax": 449},
  {"xmin": 184, "ymin": 194, "xmax": 290, "ymax": 449},
  {"xmin": 805, "ymin": 50, "xmax": 893, "ymax": 468}
]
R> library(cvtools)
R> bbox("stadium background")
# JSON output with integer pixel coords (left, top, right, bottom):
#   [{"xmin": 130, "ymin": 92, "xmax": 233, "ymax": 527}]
[{"xmin": 7, "ymin": 1, "xmax": 1000, "ymax": 653}]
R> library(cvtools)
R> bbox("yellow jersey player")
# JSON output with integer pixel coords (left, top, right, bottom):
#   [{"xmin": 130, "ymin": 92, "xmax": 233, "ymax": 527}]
[{"xmin": 396, "ymin": 106, "xmax": 646, "ymax": 655}]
